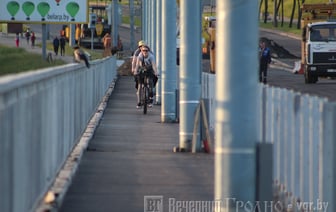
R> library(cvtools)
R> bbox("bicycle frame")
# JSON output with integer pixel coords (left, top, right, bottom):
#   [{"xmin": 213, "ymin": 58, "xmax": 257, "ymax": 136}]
[{"xmin": 139, "ymin": 69, "xmax": 150, "ymax": 114}]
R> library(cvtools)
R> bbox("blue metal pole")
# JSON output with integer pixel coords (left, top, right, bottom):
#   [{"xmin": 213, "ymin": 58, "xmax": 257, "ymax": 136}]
[
  {"xmin": 41, "ymin": 24, "xmax": 47, "ymax": 60},
  {"xmin": 144, "ymin": 0, "xmax": 149, "ymax": 42},
  {"xmin": 155, "ymin": 0, "xmax": 162, "ymax": 104},
  {"xmin": 112, "ymin": 0, "xmax": 118, "ymax": 47},
  {"xmin": 148, "ymin": 0, "xmax": 152, "ymax": 49},
  {"xmin": 130, "ymin": 0, "xmax": 135, "ymax": 50},
  {"xmin": 151, "ymin": 0, "xmax": 156, "ymax": 54},
  {"xmin": 178, "ymin": 0, "xmax": 202, "ymax": 151},
  {"xmin": 141, "ymin": 0, "xmax": 145, "ymax": 39},
  {"xmin": 215, "ymin": 0, "xmax": 259, "ymax": 209},
  {"xmin": 161, "ymin": 0, "xmax": 177, "ymax": 122}
]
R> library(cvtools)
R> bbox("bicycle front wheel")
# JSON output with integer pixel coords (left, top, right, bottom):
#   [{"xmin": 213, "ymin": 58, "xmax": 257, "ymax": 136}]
[{"xmin": 142, "ymin": 86, "xmax": 148, "ymax": 114}]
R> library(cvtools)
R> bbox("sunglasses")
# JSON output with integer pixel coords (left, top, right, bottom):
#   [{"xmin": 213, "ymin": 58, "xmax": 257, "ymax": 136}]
[{"xmin": 142, "ymin": 49, "xmax": 148, "ymax": 52}]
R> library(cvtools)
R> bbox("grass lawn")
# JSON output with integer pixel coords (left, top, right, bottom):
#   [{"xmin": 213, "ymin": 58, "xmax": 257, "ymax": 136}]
[
  {"xmin": 43, "ymin": 42, "xmax": 103, "ymax": 60},
  {"xmin": 259, "ymin": 21, "xmax": 302, "ymax": 36},
  {"xmin": 0, "ymin": 41, "xmax": 105, "ymax": 77},
  {"xmin": 0, "ymin": 45, "xmax": 65, "ymax": 76}
]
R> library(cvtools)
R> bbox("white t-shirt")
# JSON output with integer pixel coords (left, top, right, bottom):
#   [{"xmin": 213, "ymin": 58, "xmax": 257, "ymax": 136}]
[{"xmin": 137, "ymin": 52, "xmax": 155, "ymax": 67}]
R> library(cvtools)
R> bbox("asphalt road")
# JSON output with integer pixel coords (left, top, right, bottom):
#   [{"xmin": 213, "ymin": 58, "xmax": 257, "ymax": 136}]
[
  {"xmin": 260, "ymin": 29, "xmax": 336, "ymax": 102},
  {"xmin": 260, "ymin": 28, "xmax": 301, "ymax": 57}
]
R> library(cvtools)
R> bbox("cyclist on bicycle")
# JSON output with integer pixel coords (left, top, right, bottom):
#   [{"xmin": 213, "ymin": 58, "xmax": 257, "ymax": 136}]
[
  {"xmin": 133, "ymin": 46, "xmax": 158, "ymax": 109},
  {"xmin": 132, "ymin": 40, "xmax": 153, "ymax": 90}
]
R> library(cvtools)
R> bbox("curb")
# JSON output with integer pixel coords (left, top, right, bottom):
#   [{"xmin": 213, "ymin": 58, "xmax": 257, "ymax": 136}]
[
  {"xmin": 260, "ymin": 28, "xmax": 300, "ymax": 41},
  {"xmin": 33, "ymin": 79, "xmax": 118, "ymax": 212}
]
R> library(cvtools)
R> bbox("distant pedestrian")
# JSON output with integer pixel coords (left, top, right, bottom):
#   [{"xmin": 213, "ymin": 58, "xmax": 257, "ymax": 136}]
[
  {"xmin": 25, "ymin": 30, "xmax": 30, "ymax": 44},
  {"xmin": 31, "ymin": 31, "xmax": 36, "ymax": 48},
  {"xmin": 259, "ymin": 40, "xmax": 271, "ymax": 84},
  {"xmin": 102, "ymin": 33, "xmax": 112, "ymax": 57},
  {"xmin": 15, "ymin": 33, "xmax": 19, "ymax": 47},
  {"xmin": 60, "ymin": 35, "xmax": 66, "ymax": 56},
  {"xmin": 53, "ymin": 36, "xmax": 60, "ymax": 56}
]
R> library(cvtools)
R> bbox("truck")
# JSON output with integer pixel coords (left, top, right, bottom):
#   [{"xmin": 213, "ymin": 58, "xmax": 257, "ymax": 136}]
[
  {"xmin": 78, "ymin": 21, "xmax": 111, "ymax": 49},
  {"xmin": 301, "ymin": 3, "xmax": 336, "ymax": 83},
  {"xmin": 62, "ymin": 3, "xmax": 111, "ymax": 49}
]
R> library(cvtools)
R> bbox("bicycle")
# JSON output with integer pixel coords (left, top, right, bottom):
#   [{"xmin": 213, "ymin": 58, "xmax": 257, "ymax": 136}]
[{"xmin": 138, "ymin": 68, "xmax": 152, "ymax": 114}]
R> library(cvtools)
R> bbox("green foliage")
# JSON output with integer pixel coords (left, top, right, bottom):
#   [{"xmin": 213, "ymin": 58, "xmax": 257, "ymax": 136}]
[
  {"xmin": 259, "ymin": 21, "xmax": 301, "ymax": 35},
  {"xmin": 0, "ymin": 45, "xmax": 65, "ymax": 76},
  {"xmin": 122, "ymin": 16, "xmax": 141, "ymax": 27},
  {"xmin": 260, "ymin": 0, "xmax": 329, "ymax": 18},
  {"xmin": 259, "ymin": 0, "xmax": 334, "ymax": 33}
]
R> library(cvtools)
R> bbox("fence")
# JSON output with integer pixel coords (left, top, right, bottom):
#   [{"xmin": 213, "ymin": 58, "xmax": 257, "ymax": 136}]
[
  {"xmin": 0, "ymin": 57, "xmax": 117, "ymax": 212},
  {"xmin": 202, "ymin": 73, "xmax": 336, "ymax": 211},
  {"xmin": 262, "ymin": 86, "xmax": 336, "ymax": 211}
]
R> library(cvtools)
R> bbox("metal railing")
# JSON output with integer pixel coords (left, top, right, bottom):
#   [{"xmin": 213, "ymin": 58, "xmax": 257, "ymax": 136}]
[
  {"xmin": 0, "ymin": 57, "xmax": 117, "ymax": 212},
  {"xmin": 202, "ymin": 72, "xmax": 336, "ymax": 211},
  {"xmin": 262, "ymin": 85, "xmax": 336, "ymax": 211}
]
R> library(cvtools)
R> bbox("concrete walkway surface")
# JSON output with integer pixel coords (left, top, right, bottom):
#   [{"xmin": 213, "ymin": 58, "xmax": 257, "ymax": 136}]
[{"xmin": 58, "ymin": 76, "xmax": 214, "ymax": 212}]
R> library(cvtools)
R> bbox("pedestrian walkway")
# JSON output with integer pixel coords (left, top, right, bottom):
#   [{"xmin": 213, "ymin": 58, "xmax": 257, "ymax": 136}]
[{"xmin": 58, "ymin": 76, "xmax": 214, "ymax": 212}]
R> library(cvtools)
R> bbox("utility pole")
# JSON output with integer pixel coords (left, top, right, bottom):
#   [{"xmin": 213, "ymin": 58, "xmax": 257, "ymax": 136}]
[{"xmin": 215, "ymin": 0, "xmax": 259, "ymax": 211}]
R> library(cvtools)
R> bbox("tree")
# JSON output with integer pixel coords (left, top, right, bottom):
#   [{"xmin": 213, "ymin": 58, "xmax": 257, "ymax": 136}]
[
  {"xmin": 273, "ymin": 0, "xmax": 278, "ymax": 27},
  {"xmin": 297, "ymin": 0, "xmax": 305, "ymax": 29},
  {"xmin": 258, "ymin": 0, "xmax": 269, "ymax": 23},
  {"xmin": 276, "ymin": 0, "xmax": 282, "ymax": 25},
  {"xmin": 289, "ymin": 0, "xmax": 296, "ymax": 28}
]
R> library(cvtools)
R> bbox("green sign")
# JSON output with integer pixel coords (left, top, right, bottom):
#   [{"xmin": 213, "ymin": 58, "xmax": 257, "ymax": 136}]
[{"xmin": 0, "ymin": 0, "xmax": 88, "ymax": 24}]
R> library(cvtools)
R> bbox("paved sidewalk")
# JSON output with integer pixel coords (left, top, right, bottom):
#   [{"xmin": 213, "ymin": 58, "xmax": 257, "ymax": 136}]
[{"xmin": 58, "ymin": 76, "xmax": 214, "ymax": 212}]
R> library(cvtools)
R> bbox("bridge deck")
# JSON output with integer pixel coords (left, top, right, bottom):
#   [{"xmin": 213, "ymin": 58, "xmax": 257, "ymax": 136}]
[{"xmin": 60, "ymin": 76, "xmax": 214, "ymax": 212}]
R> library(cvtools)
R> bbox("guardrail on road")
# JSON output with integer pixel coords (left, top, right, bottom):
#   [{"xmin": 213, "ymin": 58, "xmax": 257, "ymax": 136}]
[{"xmin": 0, "ymin": 57, "xmax": 117, "ymax": 212}]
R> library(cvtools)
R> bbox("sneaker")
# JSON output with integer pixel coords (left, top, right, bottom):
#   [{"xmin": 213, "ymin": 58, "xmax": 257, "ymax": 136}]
[
  {"xmin": 136, "ymin": 103, "xmax": 141, "ymax": 109},
  {"xmin": 148, "ymin": 103, "xmax": 153, "ymax": 108}
]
